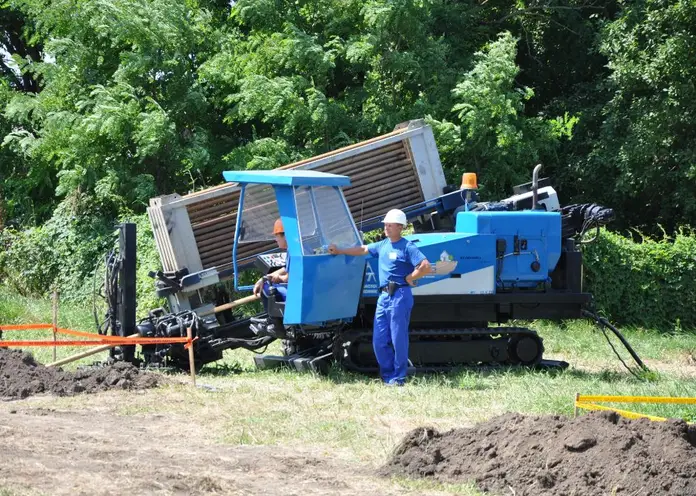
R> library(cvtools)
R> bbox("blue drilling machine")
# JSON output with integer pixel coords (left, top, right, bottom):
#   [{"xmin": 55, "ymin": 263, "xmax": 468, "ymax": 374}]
[{"xmin": 97, "ymin": 158, "xmax": 645, "ymax": 376}]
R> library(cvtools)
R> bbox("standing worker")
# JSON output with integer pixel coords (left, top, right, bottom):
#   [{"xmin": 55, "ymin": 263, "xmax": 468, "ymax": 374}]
[{"xmin": 328, "ymin": 209, "xmax": 431, "ymax": 386}]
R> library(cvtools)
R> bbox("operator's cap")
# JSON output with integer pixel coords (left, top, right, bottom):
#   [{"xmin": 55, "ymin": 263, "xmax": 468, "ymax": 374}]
[
  {"xmin": 273, "ymin": 218, "xmax": 284, "ymax": 235},
  {"xmin": 383, "ymin": 209, "xmax": 407, "ymax": 226}
]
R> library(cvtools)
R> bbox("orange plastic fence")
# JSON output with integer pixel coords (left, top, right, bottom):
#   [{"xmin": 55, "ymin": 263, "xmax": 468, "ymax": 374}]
[
  {"xmin": 1, "ymin": 324, "xmax": 55, "ymax": 330},
  {"xmin": 0, "ymin": 324, "xmax": 195, "ymax": 348}
]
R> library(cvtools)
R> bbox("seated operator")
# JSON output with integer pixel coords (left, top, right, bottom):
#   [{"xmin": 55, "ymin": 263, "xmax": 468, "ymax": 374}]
[{"xmin": 253, "ymin": 218, "xmax": 289, "ymax": 311}]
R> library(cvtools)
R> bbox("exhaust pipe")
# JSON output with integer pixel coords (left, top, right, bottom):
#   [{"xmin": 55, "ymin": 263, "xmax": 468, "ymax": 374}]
[{"xmin": 532, "ymin": 164, "xmax": 542, "ymax": 210}]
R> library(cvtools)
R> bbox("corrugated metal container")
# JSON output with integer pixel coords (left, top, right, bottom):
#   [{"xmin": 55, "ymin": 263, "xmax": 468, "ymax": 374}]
[{"xmin": 147, "ymin": 119, "xmax": 447, "ymax": 274}]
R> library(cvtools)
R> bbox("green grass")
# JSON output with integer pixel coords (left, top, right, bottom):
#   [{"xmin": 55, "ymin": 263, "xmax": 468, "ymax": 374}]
[
  {"xmin": 30, "ymin": 355, "xmax": 696, "ymax": 472},
  {"xmin": 390, "ymin": 477, "xmax": 484, "ymax": 495},
  {"xmin": 0, "ymin": 286, "xmax": 95, "ymax": 330},
  {"xmin": 0, "ymin": 285, "xmax": 109, "ymax": 365},
  {"xmin": 0, "ymin": 485, "xmax": 42, "ymax": 496},
  {"xmin": 3, "ymin": 286, "xmax": 696, "ymax": 471},
  {"xmin": 536, "ymin": 319, "xmax": 696, "ymax": 363}
]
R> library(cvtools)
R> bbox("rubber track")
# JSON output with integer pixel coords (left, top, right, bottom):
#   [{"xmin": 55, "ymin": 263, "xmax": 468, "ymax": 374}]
[{"xmin": 335, "ymin": 327, "xmax": 545, "ymax": 374}]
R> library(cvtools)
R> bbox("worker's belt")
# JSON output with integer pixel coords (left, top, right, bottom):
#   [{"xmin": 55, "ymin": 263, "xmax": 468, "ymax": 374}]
[{"xmin": 380, "ymin": 282, "xmax": 408, "ymax": 296}]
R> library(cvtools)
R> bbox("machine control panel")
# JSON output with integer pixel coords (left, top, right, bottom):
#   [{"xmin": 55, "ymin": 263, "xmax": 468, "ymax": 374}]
[{"xmin": 255, "ymin": 252, "xmax": 287, "ymax": 273}]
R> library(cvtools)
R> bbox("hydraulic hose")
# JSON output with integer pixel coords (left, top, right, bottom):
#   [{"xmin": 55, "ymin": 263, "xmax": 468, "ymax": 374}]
[{"xmin": 582, "ymin": 309, "xmax": 649, "ymax": 377}]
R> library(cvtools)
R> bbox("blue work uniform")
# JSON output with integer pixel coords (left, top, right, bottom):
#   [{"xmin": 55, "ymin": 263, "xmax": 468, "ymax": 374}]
[
  {"xmin": 261, "ymin": 256, "xmax": 289, "ymax": 311},
  {"xmin": 367, "ymin": 238, "xmax": 427, "ymax": 384}
]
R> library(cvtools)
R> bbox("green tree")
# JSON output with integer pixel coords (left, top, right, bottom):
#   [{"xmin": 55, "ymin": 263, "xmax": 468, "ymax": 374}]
[
  {"xmin": 1, "ymin": 4, "xmax": 45, "ymax": 225},
  {"xmin": 201, "ymin": 0, "xmax": 493, "ymax": 176},
  {"xmin": 429, "ymin": 32, "xmax": 576, "ymax": 199},
  {"xmin": 3, "ymin": 0, "xmax": 224, "ymax": 218},
  {"xmin": 569, "ymin": 0, "xmax": 696, "ymax": 232},
  {"xmin": 0, "ymin": 5, "xmax": 42, "ymax": 92}
]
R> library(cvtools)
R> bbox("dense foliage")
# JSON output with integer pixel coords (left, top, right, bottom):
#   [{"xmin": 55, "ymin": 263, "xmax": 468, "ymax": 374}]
[
  {"xmin": 584, "ymin": 229, "xmax": 696, "ymax": 330},
  {"xmin": 1, "ymin": 0, "xmax": 695, "ymax": 328},
  {"xmin": 3, "ymin": 0, "xmax": 694, "ymax": 229}
]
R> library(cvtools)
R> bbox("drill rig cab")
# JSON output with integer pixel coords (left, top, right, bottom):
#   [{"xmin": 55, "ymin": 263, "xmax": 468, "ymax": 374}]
[{"xmin": 222, "ymin": 169, "xmax": 367, "ymax": 327}]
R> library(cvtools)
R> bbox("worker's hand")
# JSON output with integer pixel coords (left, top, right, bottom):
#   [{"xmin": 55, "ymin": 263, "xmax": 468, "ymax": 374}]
[
  {"xmin": 328, "ymin": 244, "xmax": 340, "ymax": 255},
  {"xmin": 253, "ymin": 278, "xmax": 264, "ymax": 297},
  {"xmin": 405, "ymin": 274, "xmax": 418, "ymax": 287},
  {"xmin": 268, "ymin": 272, "xmax": 282, "ymax": 283}
]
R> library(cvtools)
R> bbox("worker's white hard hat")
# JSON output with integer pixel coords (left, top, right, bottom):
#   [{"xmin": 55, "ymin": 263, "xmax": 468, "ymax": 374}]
[{"xmin": 383, "ymin": 209, "xmax": 407, "ymax": 226}]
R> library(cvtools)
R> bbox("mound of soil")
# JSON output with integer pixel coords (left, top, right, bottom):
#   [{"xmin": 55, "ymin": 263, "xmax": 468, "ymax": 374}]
[
  {"xmin": 382, "ymin": 411, "xmax": 696, "ymax": 496},
  {"xmin": 0, "ymin": 348, "xmax": 162, "ymax": 399}
]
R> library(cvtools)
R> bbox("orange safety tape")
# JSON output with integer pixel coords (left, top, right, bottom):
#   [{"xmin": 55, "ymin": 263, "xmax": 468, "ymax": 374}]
[
  {"xmin": 56, "ymin": 328, "xmax": 196, "ymax": 346},
  {"xmin": 2, "ymin": 324, "xmax": 136, "ymax": 341},
  {"xmin": 0, "ymin": 324, "xmax": 55, "ymax": 330},
  {"xmin": 1, "ymin": 338, "xmax": 192, "ymax": 347},
  {"xmin": 1, "ymin": 324, "xmax": 198, "ymax": 345}
]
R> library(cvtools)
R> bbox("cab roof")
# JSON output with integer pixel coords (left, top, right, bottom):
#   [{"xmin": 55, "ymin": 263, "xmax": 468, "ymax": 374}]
[{"xmin": 222, "ymin": 170, "xmax": 351, "ymax": 187}]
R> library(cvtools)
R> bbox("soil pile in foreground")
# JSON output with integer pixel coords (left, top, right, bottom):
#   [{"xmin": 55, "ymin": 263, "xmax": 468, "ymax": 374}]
[
  {"xmin": 0, "ymin": 347, "xmax": 162, "ymax": 399},
  {"xmin": 382, "ymin": 411, "xmax": 696, "ymax": 496}
]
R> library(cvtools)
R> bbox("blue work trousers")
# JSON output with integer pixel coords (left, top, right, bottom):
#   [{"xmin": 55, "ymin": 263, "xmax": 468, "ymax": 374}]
[{"xmin": 373, "ymin": 287, "xmax": 414, "ymax": 384}]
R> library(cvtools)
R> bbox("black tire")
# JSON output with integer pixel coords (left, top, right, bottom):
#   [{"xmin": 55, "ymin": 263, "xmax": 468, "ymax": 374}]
[{"xmin": 508, "ymin": 334, "xmax": 544, "ymax": 365}]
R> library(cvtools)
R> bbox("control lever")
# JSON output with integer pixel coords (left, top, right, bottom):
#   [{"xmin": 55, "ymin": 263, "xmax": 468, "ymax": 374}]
[{"xmin": 148, "ymin": 270, "xmax": 182, "ymax": 291}]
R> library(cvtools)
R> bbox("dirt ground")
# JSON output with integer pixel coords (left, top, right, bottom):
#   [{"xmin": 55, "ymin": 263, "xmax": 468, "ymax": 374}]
[
  {"xmin": 383, "ymin": 411, "xmax": 696, "ymax": 496},
  {"xmin": 0, "ymin": 348, "xmax": 450, "ymax": 496},
  {"xmin": 3, "ymin": 348, "xmax": 696, "ymax": 495},
  {"xmin": 0, "ymin": 405, "xmax": 438, "ymax": 496},
  {"xmin": 0, "ymin": 348, "xmax": 162, "ymax": 399}
]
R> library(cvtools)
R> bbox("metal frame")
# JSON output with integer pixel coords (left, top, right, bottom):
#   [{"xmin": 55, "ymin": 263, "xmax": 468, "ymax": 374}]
[
  {"xmin": 145, "ymin": 121, "xmax": 447, "ymax": 313},
  {"xmin": 232, "ymin": 184, "xmax": 248, "ymax": 292}
]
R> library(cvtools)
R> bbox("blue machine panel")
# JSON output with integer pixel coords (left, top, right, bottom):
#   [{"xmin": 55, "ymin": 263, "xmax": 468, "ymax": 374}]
[
  {"xmin": 224, "ymin": 170, "xmax": 366, "ymax": 325},
  {"xmin": 222, "ymin": 170, "xmax": 351, "ymax": 187},
  {"xmin": 285, "ymin": 254, "xmax": 366, "ymax": 324},
  {"xmin": 362, "ymin": 232, "xmax": 497, "ymax": 296},
  {"xmin": 456, "ymin": 210, "xmax": 561, "ymax": 288}
]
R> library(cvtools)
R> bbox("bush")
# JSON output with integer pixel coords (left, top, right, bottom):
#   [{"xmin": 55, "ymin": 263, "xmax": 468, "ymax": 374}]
[
  {"xmin": 0, "ymin": 199, "xmax": 163, "ymax": 317},
  {"xmin": 0, "ymin": 224, "xmax": 61, "ymax": 296},
  {"xmin": 583, "ymin": 229, "xmax": 696, "ymax": 330},
  {"xmin": 0, "ymin": 199, "xmax": 113, "ymax": 299}
]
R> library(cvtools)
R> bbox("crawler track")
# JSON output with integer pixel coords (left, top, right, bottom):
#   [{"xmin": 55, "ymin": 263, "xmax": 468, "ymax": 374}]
[{"xmin": 334, "ymin": 327, "xmax": 557, "ymax": 374}]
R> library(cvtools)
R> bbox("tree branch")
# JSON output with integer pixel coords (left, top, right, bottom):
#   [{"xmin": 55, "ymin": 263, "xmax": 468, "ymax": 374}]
[{"xmin": 494, "ymin": 5, "xmax": 604, "ymax": 24}]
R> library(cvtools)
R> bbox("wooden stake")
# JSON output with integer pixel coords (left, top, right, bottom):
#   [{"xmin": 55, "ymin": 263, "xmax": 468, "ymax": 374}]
[
  {"xmin": 46, "ymin": 333, "xmax": 140, "ymax": 368},
  {"xmin": 574, "ymin": 392, "xmax": 580, "ymax": 418},
  {"xmin": 52, "ymin": 290, "xmax": 59, "ymax": 362},
  {"xmin": 187, "ymin": 326, "xmax": 196, "ymax": 386}
]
